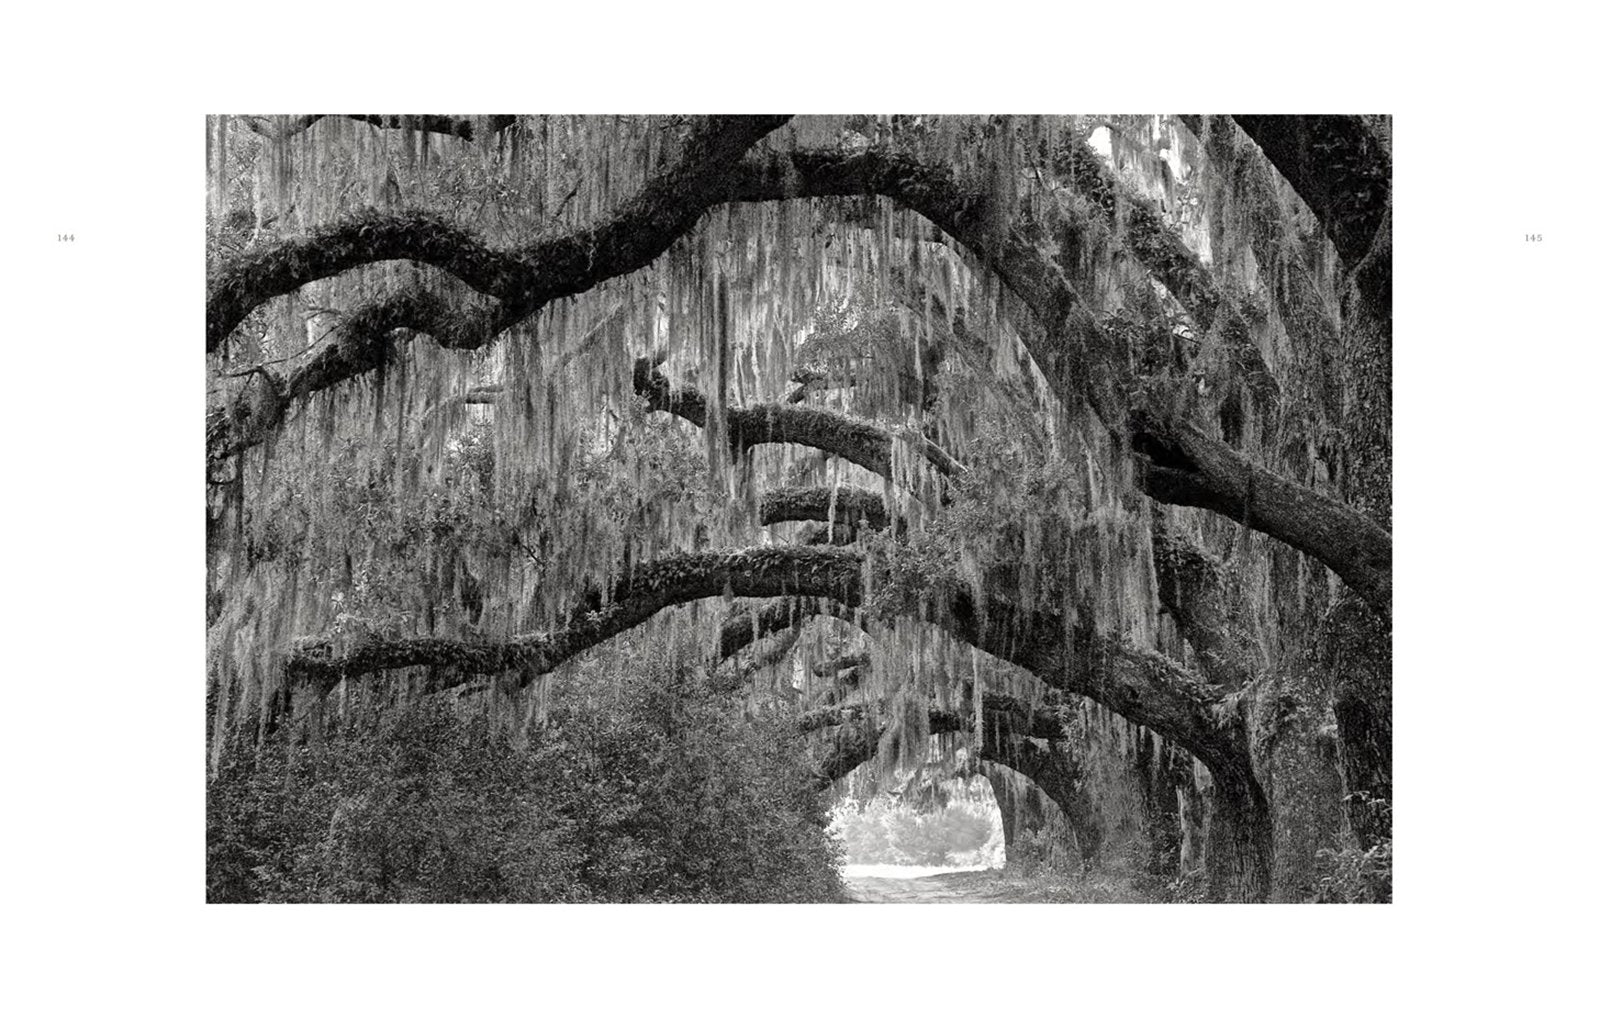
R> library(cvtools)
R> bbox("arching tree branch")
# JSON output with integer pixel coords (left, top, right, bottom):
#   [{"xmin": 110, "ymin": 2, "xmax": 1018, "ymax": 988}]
[
  {"xmin": 715, "ymin": 598, "xmax": 854, "ymax": 662},
  {"xmin": 208, "ymin": 115, "xmax": 791, "ymax": 354},
  {"xmin": 979, "ymin": 727, "xmax": 1103, "ymax": 867},
  {"xmin": 803, "ymin": 694, "xmax": 1102, "ymax": 862},
  {"xmin": 634, "ymin": 358, "xmax": 960, "ymax": 479},
  {"xmin": 208, "ymin": 288, "xmax": 519, "ymax": 460},
  {"xmin": 213, "ymin": 125, "xmax": 1389, "ymax": 613},
  {"xmin": 285, "ymin": 540, "xmax": 1239, "ymax": 781},
  {"xmin": 344, "ymin": 115, "xmax": 518, "ymax": 140},
  {"xmin": 805, "ymin": 705, "xmax": 965, "ymax": 788},
  {"xmin": 721, "ymin": 147, "xmax": 1389, "ymax": 611},
  {"xmin": 942, "ymin": 595, "xmax": 1246, "ymax": 786},
  {"xmin": 286, "ymin": 546, "xmax": 865, "ymax": 693},
  {"xmin": 758, "ymin": 485, "xmax": 889, "ymax": 532}
]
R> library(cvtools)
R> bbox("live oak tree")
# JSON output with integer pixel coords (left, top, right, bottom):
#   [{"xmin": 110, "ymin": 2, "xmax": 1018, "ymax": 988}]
[{"xmin": 206, "ymin": 113, "xmax": 1391, "ymax": 902}]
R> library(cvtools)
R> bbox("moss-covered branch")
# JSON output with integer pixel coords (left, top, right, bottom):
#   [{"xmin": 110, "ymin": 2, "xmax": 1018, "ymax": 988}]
[
  {"xmin": 286, "ymin": 546, "xmax": 865, "ymax": 693},
  {"xmin": 208, "ymin": 115, "xmax": 791, "ymax": 354},
  {"xmin": 286, "ymin": 539, "xmax": 1240, "ymax": 786},
  {"xmin": 806, "ymin": 704, "xmax": 965, "ymax": 788},
  {"xmin": 758, "ymin": 485, "xmax": 889, "ymax": 532},
  {"xmin": 934, "ymin": 586, "xmax": 1247, "ymax": 786},
  {"xmin": 634, "ymin": 358, "xmax": 961, "ymax": 479},
  {"xmin": 208, "ymin": 289, "xmax": 518, "ymax": 460},
  {"xmin": 1133, "ymin": 412, "xmax": 1392, "ymax": 611}
]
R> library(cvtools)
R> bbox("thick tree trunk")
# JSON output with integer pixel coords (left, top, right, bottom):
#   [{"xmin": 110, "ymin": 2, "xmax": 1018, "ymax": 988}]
[
  {"xmin": 1207, "ymin": 779, "xmax": 1274, "ymax": 903},
  {"xmin": 987, "ymin": 764, "xmax": 1021, "ymax": 849},
  {"xmin": 1177, "ymin": 778, "xmax": 1208, "ymax": 876},
  {"xmin": 1232, "ymin": 113, "xmax": 1394, "ymax": 851},
  {"xmin": 982, "ymin": 764, "xmax": 1060, "ymax": 871},
  {"xmin": 1326, "ymin": 598, "xmax": 1393, "ymax": 849},
  {"xmin": 1188, "ymin": 113, "xmax": 1393, "ymax": 864},
  {"xmin": 1328, "ymin": 241, "xmax": 1393, "ymax": 851},
  {"xmin": 981, "ymin": 732, "xmax": 1104, "ymax": 871}
]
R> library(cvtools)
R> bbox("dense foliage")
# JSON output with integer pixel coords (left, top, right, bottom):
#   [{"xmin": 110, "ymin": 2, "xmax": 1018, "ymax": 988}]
[
  {"xmin": 207, "ymin": 664, "xmax": 845, "ymax": 903},
  {"xmin": 1312, "ymin": 797, "xmax": 1392, "ymax": 903}
]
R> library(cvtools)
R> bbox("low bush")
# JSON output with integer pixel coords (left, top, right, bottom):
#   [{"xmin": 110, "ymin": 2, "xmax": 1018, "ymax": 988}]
[
  {"xmin": 1312, "ymin": 798, "xmax": 1392, "ymax": 903},
  {"xmin": 207, "ymin": 664, "xmax": 845, "ymax": 903}
]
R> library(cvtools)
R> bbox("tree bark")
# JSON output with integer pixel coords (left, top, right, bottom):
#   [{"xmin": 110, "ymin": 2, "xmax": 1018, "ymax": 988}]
[
  {"xmin": 1050, "ymin": 130, "xmax": 1224, "ymax": 329},
  {"xmin": 805, "ymin": 705, "xmax": 964, "ymax": 788},
  {"xmin": 1206, "ymin": 778, "xmax": 1274, "ymax": 903}
]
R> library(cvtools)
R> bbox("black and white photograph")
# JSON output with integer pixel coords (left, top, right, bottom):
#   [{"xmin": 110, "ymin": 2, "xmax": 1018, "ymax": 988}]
[{"xmin": 204, "ymin": 114, "xmax": 1392, "ymax": 905}]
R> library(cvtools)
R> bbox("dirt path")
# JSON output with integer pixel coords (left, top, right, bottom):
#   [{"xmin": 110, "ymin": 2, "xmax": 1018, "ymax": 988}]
[
  {"xmin": 845, "ymin": 867, "xmax": 1025, "ymax": 903},
  {"xmin": 842, "ymin": 864, "xmax": 1158, "ymax": 903}
]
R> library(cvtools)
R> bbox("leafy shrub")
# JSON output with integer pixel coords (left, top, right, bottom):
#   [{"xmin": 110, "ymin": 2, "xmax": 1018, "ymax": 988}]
[
  {"xmin": 208, "ymin": 664, "xmax": 845, "ymax": 903},
  {"xmin": 1161, "ymin": 873, "xmax": 1209, "ymax": 904},
  {"xmin": 207, "ymin": 705, "xmax": 582, "ymax": 903},
  {"xmin": 1006, "ymin": 823, "xmax": 1071, "ymax": 877},
  {"xmin": 1312, "ymin": 798, "xmax": 1392, "ymax": 903},
  {"xmin": 1312, "ymin": 839, "xmax": 1392, "ymax": 903}
]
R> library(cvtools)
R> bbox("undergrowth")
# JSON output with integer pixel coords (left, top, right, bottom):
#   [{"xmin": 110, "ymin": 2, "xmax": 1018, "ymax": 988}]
[{"xmin": 208, "ymin": 664, "xmax": 845, "ymax": 903}]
